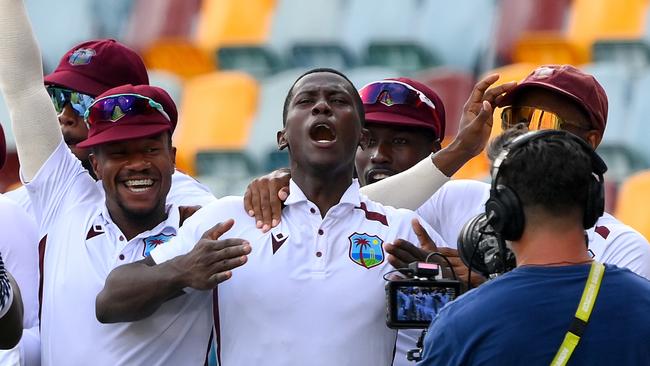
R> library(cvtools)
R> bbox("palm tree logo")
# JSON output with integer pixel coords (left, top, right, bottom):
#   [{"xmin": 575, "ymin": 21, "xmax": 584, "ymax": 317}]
[{"xmin": 348, "ymin": 233, "xmax": 384, "ymax": 269}]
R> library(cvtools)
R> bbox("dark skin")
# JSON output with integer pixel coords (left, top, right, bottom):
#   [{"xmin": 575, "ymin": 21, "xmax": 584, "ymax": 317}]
[
  {"xmin": 0, "ymin": 274, "xmax": 23, "ymax": 350},
  {"xmin": 95, "ymin": 71, "xmax": 366, "ymax": 324},
  {"xmin": 244, "ymin": 74, "xmax": 517, "ymax": 229},
  {"xmin": 89, "ymin": 132, "xmax": 176, "ymax": 240},
  {"xmin": 58, "ymin": 101, "xmax": 95, "ymax": 177},
  {"xmin": 355, "ymin": 125, "xmax": 437, "ymax": 186},
  {"xmin": 277, "ymin": 71, "xmax": 368, "ymax": 216}
]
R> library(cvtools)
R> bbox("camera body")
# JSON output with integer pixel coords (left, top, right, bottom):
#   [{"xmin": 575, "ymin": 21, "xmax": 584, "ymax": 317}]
[{"xmin": 385, "ymin": 262, "xmax": 461, "ymax": 329}]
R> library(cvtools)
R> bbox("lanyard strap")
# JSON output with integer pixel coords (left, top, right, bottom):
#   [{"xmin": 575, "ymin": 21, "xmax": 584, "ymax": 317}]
[{"xmin": 550, "ymin": 261, "xmax": 605, "ymax": 366}]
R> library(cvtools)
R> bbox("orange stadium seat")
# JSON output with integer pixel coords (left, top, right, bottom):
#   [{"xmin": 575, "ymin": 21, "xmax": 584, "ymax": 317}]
[
  {"xmin": 494, "ymin": 0, "xmax": 570, "ymax": 64},
  {"xmin": 142, "ymin": 39, "xmax": 216, "ymax": 80},
  {"xmin": 615, "ymin": 170, "xmax": 650, "ymax": 241},
  {"xmin": 452, "ymin": 63, "xmax": 537, "ymax": 180},
  {"xmin": 174, "ymin": 71, "xmax": 259, "ymax": 175},
  {"xmin": 514, "ymin": 0, "xmax": 648, "ymax": 64},
  {"xmin": 195, "ymin": 0, "xmax": 277, "ymax": 51}
]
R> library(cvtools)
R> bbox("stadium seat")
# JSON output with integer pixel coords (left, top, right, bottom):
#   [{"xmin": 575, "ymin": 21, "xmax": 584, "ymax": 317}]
[
  {"xmin": 268, "ymin": 0, "xmax": 347, "ymax": 53},
  {"xmin": 592, "ymin": 40, "xmax": 650, "ymax": 70},
  {"xmin": 246, "ymin": 69, "xmax": 303, "ymax": 168},
  {"xmin": 493, "ymin": 0, "xmax": 570, "ymax": 65},
  {"xmin": 416, "ymin": 0, "xmax": 497, "ymax": 72},
  {"xmin": 195, "ymin": 0, "xmax": 277, "ymax": 51},
  {"xmin": 364, "ymin": 42, "xmax": 437, "ymax": 74},
  {"xmin": 148, "ymin": 70, "xmax": 184, "ymax": 107},
  {"xmin": 416, "ymin": 68, "xmax": 475, "ymax": 139},
  {"xmin": 217, "ymin": 46, "xmax": 284, "ymax": 79},
  {"xmin": 289, "ymin": 44, "xmax": 356, "ymax": 70},
  {"xmin": 566, "ymin": 0, "xmax": 648, "ymax": 62},
  {"xmin": 175, "ymin": 71, "xmax": 259, "ymax": 175},
  {"xmin": 122, "ymin": 0, "xmax": 200, "ymax": 51},
  {"xmin": 142, "ymin": 39, "xmax": 216, "ymax": 80},
  {"xmin": 513, "ymin": 34, "xmax": 582, "ymax": 65},
  {"xmin": 24, "ymin": 0, "xmax": 96, "ymax": 72},
  {"xmin": 615, "ymin": 170, "xmax": 650, "ymax": 240},
  {"xmin": 622, "ymin": 67, "xmax": 650, "ymax": 167}
]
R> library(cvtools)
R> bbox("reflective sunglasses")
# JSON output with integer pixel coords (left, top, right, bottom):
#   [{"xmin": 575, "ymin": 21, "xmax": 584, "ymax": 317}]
[
  {"xmin": 84, "ymin": 93, "xmax": 171, "ymax": 125},
  {"xmin": 359, "ymin": 80, "xmax": 437, "ymax": 110},
  {"xmin": 500, "ymin": 106, "xmax": 588, "ymax": 131},
  {"xmin": 47, "ymin": 86, "xmax": 95, "ymax": 117}
]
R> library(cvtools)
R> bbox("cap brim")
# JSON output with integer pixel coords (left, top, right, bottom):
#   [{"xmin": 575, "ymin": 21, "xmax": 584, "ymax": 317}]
[
  {"xmin": 0, "ymin": 124, "xmax": 5, "ymax": 169},
  {"xmin": 364, "ymin": 111, "xmax": 437, "ymax": 133},
  {"xmin": 77, "ymin": 123, "xmax": 171, "ymax": 148},
  {"xmin": 44, "ymin": 70, "xmax": 108, "ymax": 97}
]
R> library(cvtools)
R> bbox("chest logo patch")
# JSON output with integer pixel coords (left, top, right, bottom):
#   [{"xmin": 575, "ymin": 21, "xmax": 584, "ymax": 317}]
[
  {"xmin": 348, "ymin": 233, "xmax": 385, "ymax": 269},
  {"xmin": 143, "ymin": 234, "xmax": 175, "ymax": 257}
]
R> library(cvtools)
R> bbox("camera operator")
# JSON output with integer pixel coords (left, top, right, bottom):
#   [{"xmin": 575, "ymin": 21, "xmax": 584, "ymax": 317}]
[{"xmin": 418, "ymin": 130, "xmax": 650, "ymax": 365}]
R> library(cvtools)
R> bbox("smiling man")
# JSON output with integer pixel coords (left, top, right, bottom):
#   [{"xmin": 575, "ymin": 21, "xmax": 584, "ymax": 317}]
[
  {"xmin": 0, "ymin": 1, "xmax": 249, "ymax": 364},
  {"xmin": 96, "ymin": 68, "xmax": 448, "ymax": 366}
]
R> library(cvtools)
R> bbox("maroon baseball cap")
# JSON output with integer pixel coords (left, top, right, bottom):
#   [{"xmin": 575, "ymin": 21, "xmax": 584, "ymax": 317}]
[
  {"xmin": 360, "ymin": 77, "xmax": 446, "ymax": 139},
  {"xmin": 497, "ymin": 65, "xmax": 608, "ymax": 133},
  {"xmin": 0, "ymin": 122, "xmax": 5, "ymax": 170},
  {"xmin": 77, "ymin": 84, "xmax": 177, "ymax": 148},
  {"xmin": 44, "ymin": 39, "xmax": 149, "ymax": 97}
]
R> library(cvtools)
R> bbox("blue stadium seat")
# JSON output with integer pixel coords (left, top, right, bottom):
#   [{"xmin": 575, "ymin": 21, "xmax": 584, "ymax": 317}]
[
  {"xmin": 416, "ymin": 0, "xmax": 497, "ymax": 73},
  {"xmin": 246, "ymin": 69, "xmax": 303, "ymax": 170},
  {"xmin": 623, "ymin": 67, "xmax": 650, "ymax": 167},
  {"xmin": 148, "ymin": 70, "xmax": 184, "ymax": 107}
]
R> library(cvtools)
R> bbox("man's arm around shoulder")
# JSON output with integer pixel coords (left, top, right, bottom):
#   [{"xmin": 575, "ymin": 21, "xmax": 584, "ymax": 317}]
[{"xmin": 96, "ymin": 219, "xmax": 251, "ymax": 323}]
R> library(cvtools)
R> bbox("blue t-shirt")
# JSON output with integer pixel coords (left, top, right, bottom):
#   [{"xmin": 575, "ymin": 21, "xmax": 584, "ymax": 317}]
[{"xmin": 418, "ymin": 264, "xmax": 650, "ymax": 365}]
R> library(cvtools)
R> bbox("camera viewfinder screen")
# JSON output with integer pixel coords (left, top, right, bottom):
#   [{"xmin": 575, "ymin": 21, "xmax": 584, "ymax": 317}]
[{"xmin": 396, "ymin": 285, "xmax": 457, "ymax": 322}]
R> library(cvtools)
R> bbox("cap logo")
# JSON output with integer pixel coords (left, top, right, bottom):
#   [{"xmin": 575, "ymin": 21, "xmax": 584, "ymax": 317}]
[
  {"xmin": 68, "ymin": 48, "xmax": 96, "ymax": 66},
  {"xmin": 378, "ymin": 91, "xmax": 394, "ymax": 107},
  {"xmin": 531, "ymin": 66, "xmax": 556, "ymax": 80}
]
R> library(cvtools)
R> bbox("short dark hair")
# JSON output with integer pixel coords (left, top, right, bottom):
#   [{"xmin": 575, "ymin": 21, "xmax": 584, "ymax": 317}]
[
  {"xmin": 282, "ymin": 68, "xmax": 365, "ymax": 126},
  {"xmin": 487, "ymin": 123, "xmax": 528, "ymax": 162},
  {"xmin": 496, "ymin": 134, "xmax": 593, "ymax": 217}
]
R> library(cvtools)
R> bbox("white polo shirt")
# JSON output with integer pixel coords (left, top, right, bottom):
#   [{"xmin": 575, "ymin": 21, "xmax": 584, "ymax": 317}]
[
  {"xmin": 26, "ymin": 141, "xmax": 214, "ymax": 366},
  {"xmin": 0, "ymin": 194, "xmax": 39, "ymax": 366},
  {"xmin": 152, "ymin": 179, "xmax": 448, "ymax": 366},
  {"xmin": 416, "ymin": 179, "xmax": 650, "ymax": 279}
]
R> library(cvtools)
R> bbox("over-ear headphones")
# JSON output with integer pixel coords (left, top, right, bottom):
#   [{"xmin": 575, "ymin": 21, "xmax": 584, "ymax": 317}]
[
  {"xmin": 458, "ymin": 213, "xmax": 516, "ymax": 278},
  {"xmin": 484, "ymin": 130, "xmax": 607, "ymax": 241}
]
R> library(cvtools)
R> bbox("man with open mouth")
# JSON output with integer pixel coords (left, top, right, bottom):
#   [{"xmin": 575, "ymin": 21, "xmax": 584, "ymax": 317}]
[{"xmin": 95, "ymin": 68, "xmax": 452, "ymax": 366}]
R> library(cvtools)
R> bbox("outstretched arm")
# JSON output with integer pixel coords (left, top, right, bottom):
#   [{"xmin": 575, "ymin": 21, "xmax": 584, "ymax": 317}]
[
  {"xmin": 96, "ymin": 220, "xmax": 251, "ymax": 323},
  {"xmin": 0, "ymin": 0, "xmax": 62, "ymax": 181}
]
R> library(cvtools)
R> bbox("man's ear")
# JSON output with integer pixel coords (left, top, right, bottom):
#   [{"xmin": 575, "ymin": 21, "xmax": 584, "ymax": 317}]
[
  {"xmin": 170, "ymin": 146, "xmax": 177, "ymax": 172},
  {"xmin": 585, "ymin": 130, "xmax": 602, "ymax": 149},
  {"xmin": 89, "ymin": 153, "xmax": 102, "ymax": 180},
  {"xmin": 277, "ymin": 129, "xmax": 288, "ymax": 150},
  {"xmin": 358, "ymin": 128, "xmax": 370, "ymax": 151}
]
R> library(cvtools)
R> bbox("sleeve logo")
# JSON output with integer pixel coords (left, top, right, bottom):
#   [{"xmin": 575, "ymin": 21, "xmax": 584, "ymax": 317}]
[
  {"xmin": 143, "ymin": 234, "xmax": 175, "ymax": 257},
  {"xmin": 348, "ymin": 233, "xmax": 385, "ymax": 269}
]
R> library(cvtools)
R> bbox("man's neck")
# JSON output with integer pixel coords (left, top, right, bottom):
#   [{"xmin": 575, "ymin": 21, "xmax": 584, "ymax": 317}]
[
  {"xmin": 291, "ymin": 169, "xmax": 354, "ymax": 218},
  {"xmin": 107, "ymin": 204, "xmax": 169, "ymax": 241},
  {"xmin": 512, "ymin": 225, "xmax": 592, "ymax": 267}
]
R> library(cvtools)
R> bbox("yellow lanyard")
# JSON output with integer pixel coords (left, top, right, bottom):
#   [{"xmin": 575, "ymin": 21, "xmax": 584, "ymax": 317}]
[{"xmin": 550, "ymin": 261, "xmax": 605, "ymax": 366}]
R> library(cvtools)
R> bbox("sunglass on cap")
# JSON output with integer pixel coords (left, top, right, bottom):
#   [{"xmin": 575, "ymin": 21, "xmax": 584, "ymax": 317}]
[
  {"xmin": 47, "ymin": 86, "xmax": 95, "ymax": 117},
  {"xmin": 501, "ymin": 106, "xmax": 589, "ymax": 132},
  {"xmin": 84, "ymin": 93, "xmax": 171, "ymax": 125},
  {"xmin": 359, "ymin": 80, "xmax": 437, "ymax": 111}
]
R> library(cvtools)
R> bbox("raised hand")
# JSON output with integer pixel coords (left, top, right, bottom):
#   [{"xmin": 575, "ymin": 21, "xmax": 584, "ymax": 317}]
[{"xmin": 174, "ymin": 219, "xmax": 251, "ymax": 290}]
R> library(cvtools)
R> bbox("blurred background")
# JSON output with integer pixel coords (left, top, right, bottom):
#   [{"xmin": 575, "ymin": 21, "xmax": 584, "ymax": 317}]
[{"xmin": 2, "ymin": 0, "xmax": 650, "ymax": 237}]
